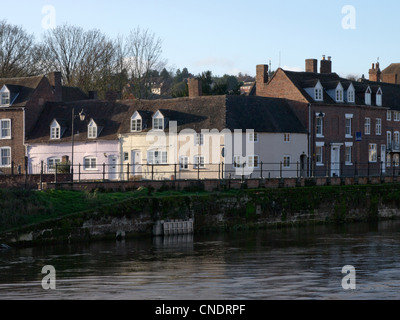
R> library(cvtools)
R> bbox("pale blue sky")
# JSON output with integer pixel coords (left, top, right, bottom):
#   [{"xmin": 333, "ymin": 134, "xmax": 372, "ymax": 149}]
[{"xmin": 3, "ymin": 0, "xmax": 400, "ymax": 77}]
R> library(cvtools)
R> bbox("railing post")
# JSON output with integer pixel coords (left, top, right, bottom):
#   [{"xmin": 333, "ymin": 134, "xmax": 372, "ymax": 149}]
[
  {"xmin": 78, "ymin": 163, "xmax": 81, "ymax": 182},
  {"xmin": 280, "ymin": 162, "xmax": 283, "ymax": 179},
  {"xmin": 297, "ymin": 161, "xmax": 299, "ymax": 178},
  {"xmin": 127, "ymin": 163, "xmax": 130, "ymax": 181},
  {"xmin": 55, "ymin": 163, "xmax": 58, "ymax": 184},
  {"xmin": 260, "ymin": 161, "xmax": 263, "ymax": 179},
  {"xmin": 174, "ymin": 163, "xmax": 177, "ymax": 181},
  {"xmin": 367, "ymin": 161, "xmax": 370, "ymax": 178},
  {"xmin": 11, "ymin": 161, "xmax": 14, "ymax": 176},
  {"xmin": 40, "ymin": 161, "xmax": 43, "ymax": 190},
  {"xmin": 24, "ymin": 156, "xmax": 28, "ymax": 180},
  {"xmin": 197, "ymin": 161, "xmax": 200, "ymax": 180},
  {"xmin": 218, "ymin": 163, "xmax": 220, "ymax": 180},
  {"xmin": 103, "ymin": 163, "xmax": 106, "ymax": 181},
  {"xmin": 151, "ymin": 164, "xmax": 154, "ymax": 181}
]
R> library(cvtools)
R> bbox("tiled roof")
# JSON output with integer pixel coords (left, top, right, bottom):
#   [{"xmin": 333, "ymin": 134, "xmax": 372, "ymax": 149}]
[
  {"xmin": 26, "ymin": 95, "xmax": 307, "ymax": 143},
  {"xmin": 281, "ymin": 69, "xmax": 400, "ymax": 109},
  {"xmin": 382, "ymin": 63, "xmax": 400, "ymax": 75},
  {"xmin": 0, "ymin": 75, "xmax": 45, "ymax": 107}
]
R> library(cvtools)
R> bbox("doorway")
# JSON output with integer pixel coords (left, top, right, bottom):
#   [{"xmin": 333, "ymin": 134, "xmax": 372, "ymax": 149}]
[
  {"xmin": 131, "ymin": 150, "xmax": 142, "ymax": 177},
  {"xmin": 331, "ymin": 146, "xmax": 340, "ymax": 177}
]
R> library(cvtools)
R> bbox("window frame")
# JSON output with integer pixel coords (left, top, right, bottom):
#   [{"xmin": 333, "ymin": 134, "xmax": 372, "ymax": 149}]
[
  {"xmin": 376, "ymin": 89, "xmax": 383, "ymax": 106},
  {"xmin": 0, "ymin": 119, "xmax": 11, "ymax": 139},
  {"xmin": 179, "ymin": 156, "xmax": 189, "ymax": 170},
  {"xmin": 83, "ymin": 157, "xmax": 97, "ymax": 171},
  {"xmin": 364, "ymin": 118, "xmax": 371, "ymax": 135},
  {"xmin": 193, "ymin": 155, "xmax": 205, "ymax": 169},
  {"xmin": 316, "ymin": 116, "xmax": 324, "ymax": 137},
  {"xmin": 347, "ymin": 89, "xmax": 355, "ymax": 103},
  {"xmin": 131, "ymin": 112, "xmax": 143, "ymax": 132},
  {"xmin": 152, "ymin": 114, "xmax": 164, "ymax": 131},
  {"xmin": 50, "ymin": 121, "xmax": 61, "ymax": 140},
  {"xmin": 387, "ymin": 111, "xmax": 392, "ymax": 121},
  {"xmin": 345, "ymin": 114, "xmax": 353, "ymax": 138},
  {"xmin": 283, "ymin": 156, "xmax": 291, "ymax": 168},
  {"xmin": 147, "ymin": 149, "xmax": 168, "ymax": 165},
  {"xmin": 336, "ymin": 89, "xmax": 344, "ymax": 103},
  {"xmin": 315, "ymin": 144, "xmax": 324, "ymax": 166},
  {"xmin": 248, "ymin": 132, "xmax": 259, "ymax": 143},
  {"xmin": 0, "ymin": 147, "xmax": 11, "ymax": 167},
  {"xmin": 247, "ymin": 155, "xmax": 260, "ymax": 169},
  {"xmin": 365, "ymin": 87, "xmax": 372, "ymax": 105},
  {"xmin": 314, "ymin": 87, "xmax": 323, "ymax": 101},
  {"xmin": 195, "ymin": 133, "xmax": 204, "ymax": 146},
  {"xmin": 88, "ymin": 121, "xmax": 98, "ymax": 139},
  {"xmin": 376, "ymin": 118, "xmax": 382, "ymax": 136},
  {"xmin": 368, "ymin": 144, "xmax": 377, "ymax": 163},
  {"xmin": 345, "ymin": 143, "xmax": 353, "ymax": 166},
  {"xmin": 47, "ymin": 157, "xmax": 61, "ymax": 172}
]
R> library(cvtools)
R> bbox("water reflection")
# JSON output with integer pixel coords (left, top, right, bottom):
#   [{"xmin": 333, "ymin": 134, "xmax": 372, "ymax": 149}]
[{"xmin": 1, "ymin": 221, "xmax": 400, "ymax": 299}]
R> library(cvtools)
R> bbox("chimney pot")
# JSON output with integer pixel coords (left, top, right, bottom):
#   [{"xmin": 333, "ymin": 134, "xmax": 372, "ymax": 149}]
[{"xmin": 320, "ymin": 56, "xmax": 332, "ymax": 74}]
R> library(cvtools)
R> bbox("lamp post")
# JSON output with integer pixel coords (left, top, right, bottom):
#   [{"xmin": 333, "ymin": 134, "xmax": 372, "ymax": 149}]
[{"xmin": 71, "ymin": 108, "xmax": 86, "ymax": 181}]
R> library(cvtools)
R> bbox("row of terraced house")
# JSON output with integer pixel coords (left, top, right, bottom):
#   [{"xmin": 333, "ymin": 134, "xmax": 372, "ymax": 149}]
[{"xmin": 2, "ymin": 56, "xmax": 400, "ymax": 182}]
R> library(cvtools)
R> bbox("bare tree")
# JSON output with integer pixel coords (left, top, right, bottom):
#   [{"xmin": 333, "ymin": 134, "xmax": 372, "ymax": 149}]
[
  {"xmin": 123, "ymin": 27, "xmax": 165, "ymax": 99},
  {"xmin": 0, "ymin": 20, "xmax": 39, "ymax": 78},
  {"xmin": 40, "ymin": 23, "xmax": 116, "ymax": 95}
]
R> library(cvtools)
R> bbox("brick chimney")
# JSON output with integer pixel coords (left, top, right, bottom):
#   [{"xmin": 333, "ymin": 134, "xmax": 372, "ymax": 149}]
[
  {"xmin": 255, "ymin": 64, "xmax": 269, "ymax": 96},
  {"xmin": 48, "ymin": 71, "xmax": 62, "ymax": 101},
  {"xmin": 188, "ymin": 78, "xmax": 202, "ymax": 97},
  {"xmin": 305, "ymin": 59, "xmax": 318, "ymax": 73},
  {"xmin": 369, "ymin": 62, "xmax": 381, "ymax": 82},
  {"xmin": 320, "ymin": 55, "xmax": 332, "ymax": 74}
]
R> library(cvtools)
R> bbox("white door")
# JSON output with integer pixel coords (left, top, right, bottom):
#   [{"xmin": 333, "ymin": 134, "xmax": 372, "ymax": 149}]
[
  {"xmin": 108, "ymin": 156, "xmax": 118, "ymax": 180},
  {"xmin": 381, "ymin": 145, "xmax": 386, "ymax": 174},
  {"xmin": 331, "ymin": 146, "xmax": 340, "ymax": 177},
  {"xmin": 132, "ymin": 150, "xmax": 142, "ymax": 176}
]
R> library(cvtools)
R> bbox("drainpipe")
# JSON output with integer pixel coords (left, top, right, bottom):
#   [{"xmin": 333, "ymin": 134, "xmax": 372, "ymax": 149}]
[{"xmin": 308, "ymin": 103, "xmax": 311, "ymax": 176}]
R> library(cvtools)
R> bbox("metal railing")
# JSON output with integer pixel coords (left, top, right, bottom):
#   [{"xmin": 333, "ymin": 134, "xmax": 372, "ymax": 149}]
[{"xmin": 26, "ymin": 159, "xmax": 400, "ymax": 183}]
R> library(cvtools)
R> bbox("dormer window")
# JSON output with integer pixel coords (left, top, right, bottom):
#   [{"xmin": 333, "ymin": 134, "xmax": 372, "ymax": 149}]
[
  {"xmin": 336, "ymin": 89, "xmax": 343, "ymax": 102},
  {"xmin": 365, "ymin": 87, "xmax": 372, "ymax": 105},
  {"xmin": 152, "ymin": 111, "xmax": 164, "ymax": 130},
  {"xmin": 314, "ymin": 85, "xmax": 323, "ymax": 101},
  {"xmin": 131, "ymin": 112, "xmax": 142, "ymax": 132},
  {"xmin": 88, "ymin": 120, "xmax": 98, "ymax": 139},
  {"xmin": 335, "ymin": 83, "xmax": 344, "ymax": 103},
  {"xmin": 0, "ymin": 86, "xmax": 10, "ymax": 107},
  {"xmin": 50, "ymin": 120, "xmax": 61, "ymax": 140},
  {"xmin": 376, "ymin": 88, "xmax": 383, "ymax": 106}
]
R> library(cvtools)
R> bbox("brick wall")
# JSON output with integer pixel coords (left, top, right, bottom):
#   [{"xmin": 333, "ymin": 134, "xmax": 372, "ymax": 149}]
[
  {"xmin": 0, "ymin": 108, "xmax": 25, "ymax": 172},
  {"xmin": 25, "ymin": 77, "xmax": 55, "ymax": 137}
]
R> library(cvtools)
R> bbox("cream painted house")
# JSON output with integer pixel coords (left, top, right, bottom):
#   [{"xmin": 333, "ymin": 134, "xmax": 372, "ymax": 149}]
[{"xmin": 118, "ymin": 94, "xmax": 308, "ymax": 180}]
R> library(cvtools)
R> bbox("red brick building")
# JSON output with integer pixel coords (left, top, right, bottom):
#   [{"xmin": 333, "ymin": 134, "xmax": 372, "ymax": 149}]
[
  {"xmin": 0, "ymin": 72, "xmax": 88, "ymax": 174},
  {"xmin": 254, "ymin": 56, "xmax": 398, "ymax": 177}
]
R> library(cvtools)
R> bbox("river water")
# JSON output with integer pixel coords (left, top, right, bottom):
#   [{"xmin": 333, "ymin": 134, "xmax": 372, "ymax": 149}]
[{"xmin": 0, "ymin": 221, "xmax": 400, "ymax": 300}]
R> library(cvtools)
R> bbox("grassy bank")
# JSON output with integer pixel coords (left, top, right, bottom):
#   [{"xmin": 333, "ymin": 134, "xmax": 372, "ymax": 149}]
[
  {"xmin": 2, "ymin": 183, "xmax": 400, "ymax": 236},
  {"xmin": 0, "ymin": 187, "xmax": 214, "ymax": 233}
]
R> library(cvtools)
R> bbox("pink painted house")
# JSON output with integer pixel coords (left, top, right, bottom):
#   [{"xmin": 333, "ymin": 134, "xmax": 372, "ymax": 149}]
[{"xmin": 26, "ymin": 100, "xmax": 124, "ymax": 181}]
